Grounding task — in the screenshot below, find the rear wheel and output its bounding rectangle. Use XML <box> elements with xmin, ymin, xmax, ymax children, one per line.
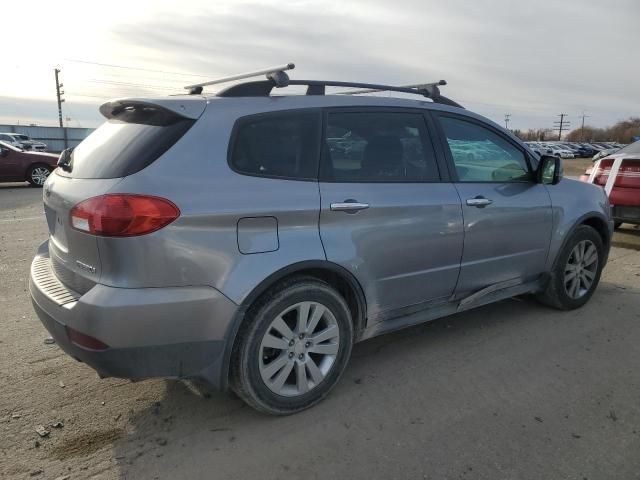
<box><xmin>537</xmin><ymin>225</ymin><xmax>604</xmax><ymax>310</ymax></box>
<box><xmin>231</xmin><ymin>277</ymin><xmax>353</xmax><ymax>415</ymax></box>
<box><xmin>27</xmin><ymin>164</ymin><xmax>51</xmax><ymax>187</ymax></box>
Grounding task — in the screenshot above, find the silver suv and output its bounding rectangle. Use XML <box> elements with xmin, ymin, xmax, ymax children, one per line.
<box><xmin>30</xmin><ymin>65</ymin><xmax>613</xmax><ymax>415</ymax></box>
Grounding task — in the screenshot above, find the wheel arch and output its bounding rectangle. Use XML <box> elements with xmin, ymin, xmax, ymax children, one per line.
<box><xmin>218</xmin><ymin>260</ymin><xmax>367</xmax><ymax>391</ymax></box>
<box><xmin>550</xmin><ymin>212</ymin><xmax>612</xmax><ymax>270</ymax></box>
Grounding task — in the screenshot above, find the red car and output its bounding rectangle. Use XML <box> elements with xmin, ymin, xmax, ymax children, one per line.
<box><xmin>580</xmin><ymin>140</ymin><xmax>640</xmax><ymax>228</ymax></box>
<box><xmin>0</xmin><ymin>140</ymin><xmax>58</xmax><ymax>187</ymax></box>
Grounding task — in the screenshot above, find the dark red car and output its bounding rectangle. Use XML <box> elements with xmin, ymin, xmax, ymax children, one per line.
<box><xmin>580</xmin><ymin>140</ymin><xmax>640</xmax><ymax>227</ymax></box>
<box><xmin>0</xmin><ymin>140</ymin><xmax>58</xmax><ymax>187</ymax></box>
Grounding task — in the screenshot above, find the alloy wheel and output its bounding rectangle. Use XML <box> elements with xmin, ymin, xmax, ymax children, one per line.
<box><xmin>259</xmin><ymin>301</ymin><xmax>340</xmax><ymax>397</ymax></box>
<box><xmin>31</xmin><ymin>167</ymin><xmax>50</xmax><ymax>186</ymax></box>
<box><xmin>564</xmin><ymin>239</ymin><xmax>598</xmax><ymax>299</ymax></box>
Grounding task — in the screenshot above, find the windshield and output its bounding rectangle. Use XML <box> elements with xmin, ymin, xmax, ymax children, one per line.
<box><xmin>15</xmin><ymin>134</ymin><xmax>29</xmax><ymax>141</ymax></box>
<box><xmin>0</xmin><ymin>140</ymin><xmax>23</xmax><ymax>152</ymax></box>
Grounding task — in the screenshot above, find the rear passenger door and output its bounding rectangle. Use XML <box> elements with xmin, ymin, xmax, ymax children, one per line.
<box><xmin>434</xmin><ymin>113</ymin><xmax>553</xmax><ymax>296</ymax></box>
<box><xmin>318</xmin><ymin>108</ymin><xmax>464</xmax><ymax>323</ymax></box>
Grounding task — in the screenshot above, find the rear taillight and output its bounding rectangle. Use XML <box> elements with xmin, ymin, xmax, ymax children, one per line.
<box><xmin>70</xmin><ymin>194</ymin><xmax>180</xmax><ymax>237</ymax></box>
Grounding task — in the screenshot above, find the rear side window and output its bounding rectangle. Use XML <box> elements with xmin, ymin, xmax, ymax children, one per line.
<box><xmin>229</xmin><ymin>110</ymin><xmax>320</xmax><ymax>180</ymax></box>
<box><xmin>321</xmin><ymin>111</ymin><xmax>439</xmax><ymax>182</ymax></box>
<box><xmin>59</xmin><ymin>105</ymin><xmax>194</xmax><ymax>179</ymax></box>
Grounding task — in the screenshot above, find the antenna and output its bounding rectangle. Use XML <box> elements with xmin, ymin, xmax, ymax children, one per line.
<box><xmin>184</xmin><ymin>63</ymin><xmax>295</xmax><ymax>94</ymax></box>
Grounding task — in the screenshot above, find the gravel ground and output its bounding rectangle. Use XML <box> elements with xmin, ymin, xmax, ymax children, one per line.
<box><xmin>1</xmin><ymin>183</ymin><xmax>640</xmax><ymax>480</ymax></box>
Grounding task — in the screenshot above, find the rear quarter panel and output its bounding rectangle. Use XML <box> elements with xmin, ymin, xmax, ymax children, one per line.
<box><xmin>97</xmin><ymin>99</ymin><xmax>326</xmax><ymax>305</ymax></box>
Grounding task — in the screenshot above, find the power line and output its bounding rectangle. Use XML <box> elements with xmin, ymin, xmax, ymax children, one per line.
<box><xmin>64</xmin><ymin>58</ymin><xmax>211</xmax><ymax>78</ymax></box>
<box><xmin>87</xmin><ymin>79</ymin><xmax>179</xmax><ymax>91</ymax></box>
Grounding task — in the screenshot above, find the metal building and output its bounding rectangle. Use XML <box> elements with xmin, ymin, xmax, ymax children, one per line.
<box><xmin>0</xmin><ymin>125</ymin><xmax>95</xmax><ymax>153</ymax></box>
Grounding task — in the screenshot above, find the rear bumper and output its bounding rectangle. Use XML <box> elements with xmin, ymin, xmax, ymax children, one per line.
<box><xmin>29</xmin><ymin>241</ymin><xmax>239</xmax><ymax>389</ymax></box>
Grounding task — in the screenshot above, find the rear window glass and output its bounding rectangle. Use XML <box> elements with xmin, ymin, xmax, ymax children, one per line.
<box><xmin>58</xmin><ymin>106</ymin><xmax>194</xmax><ymax>179</ymax></box>
<box><xmin>229</xmin><ymin>110</ymin><xmax>320</xmax><ymax>180</ymax></box>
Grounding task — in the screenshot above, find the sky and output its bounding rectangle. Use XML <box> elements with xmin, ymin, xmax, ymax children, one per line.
<box><xmin>2</xmin><ymin>0</ymin><xmax>638</xmax><ymax>131</ymax></box>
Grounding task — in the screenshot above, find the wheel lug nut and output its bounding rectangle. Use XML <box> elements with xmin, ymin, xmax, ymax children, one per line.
<box><xmin>299</xmin><ymin>333</ymin><xmax>305</xmax><ymax>339</ymax></box>
<box><xmin>288</xmin><ymin>352</ymin><xmax>294</xmax><ymax>359</ymax></box>
<box><xmin>289</xmin><ymin>340</ymin><xmax>295</xmax><ymax>347</ymax></box>
<box><xmin>298</xmin><ymin>353</ymin><xmax>304</xmax><ymax>360</ymax></box>
<box><xmin>305</xmin><ymin>342</ymin><xmax>311</xmax><ymax>348</ymax></box>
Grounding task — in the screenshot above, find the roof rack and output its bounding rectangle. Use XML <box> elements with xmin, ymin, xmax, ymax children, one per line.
<box><xmin>184</xmin><ymin>63</ymin><xmax>295</xmax><ymax>94</ymax></box>
<box><xmin>184</xmin><ymin>63</ymin><xmax>462</xmax><ymax>108</ymax></box>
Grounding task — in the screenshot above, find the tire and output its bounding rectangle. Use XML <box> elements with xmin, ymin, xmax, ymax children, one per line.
<box><xmin>614</xmin><ymin>222</ymin><xmax>622</xmax><ymax>229</ymax></box>
<box><xmin>230</xmin><ymin>276</ymin><xmax>354</xmax><ymax>415</ymax></box>
<box><xmin>537</xmin><ymin>225</ymin><xmax>604</xmax><ymax>310</ymax></box>
<box><xmin>27</xmin><ymin>164</ymin><xmax>52</xmax><ymax>187</ymax></box>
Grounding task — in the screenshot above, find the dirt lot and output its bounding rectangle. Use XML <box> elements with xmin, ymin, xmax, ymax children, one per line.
<box><xmin>2</xmin><ymin>183</ymin><xmax>640</xmax><ymax>480</ymax></box>
<box><xmin>562</xmin><ymin>157</ymin><xmax>592</xmax><ymax>178</ymax></box>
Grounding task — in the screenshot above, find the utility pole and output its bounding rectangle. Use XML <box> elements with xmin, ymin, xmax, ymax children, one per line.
<box><xmin>54</xmin><ymin>68</ymin><xmax>68</xmax><ymax>149</ymax></box>
<box><xmin>553</xmin><ymin>113</ymin><xmax>570</xmax><ymax>141</ymax></box>
<box><xmin>580</xmin><ymin>112</ymin><xmax>590</xmax><ymax>142</ymax></box>
<box><xmin>504</xmin><ymin>113</ymin><xmax>511</xmax><ymax>130</ymax></box>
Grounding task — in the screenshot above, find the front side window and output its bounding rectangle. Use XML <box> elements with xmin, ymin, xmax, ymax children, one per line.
<box><xmin>439</xmin><ymin>115</ymin><xmax>531</xmax><ymax>182</ymax></box>
<box><xmin>322</xmin><ymin>111</ymin><xmax>439</xmax><ymax>182</ymax></box>
<box><xmin>230</xmin><ymin>110</ymin><xmax>320</xmax><ymax>180</ymax></box>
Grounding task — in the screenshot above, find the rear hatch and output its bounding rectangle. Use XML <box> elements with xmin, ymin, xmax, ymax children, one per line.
<box><xmin>43</xmin><ymin>96</ymin><xmax>205</xmax><ymax>293</ymax></box>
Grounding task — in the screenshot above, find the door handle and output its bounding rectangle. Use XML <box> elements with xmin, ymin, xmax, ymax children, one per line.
<box><xmin>466</xmin><ymin>196</ymin><xmax>493</xmax><ymax>207</ymax></box>
<box><xmin>330</xmin><ymin>200</ymin><xmax>370</xmax><ymax>213</ymax></box>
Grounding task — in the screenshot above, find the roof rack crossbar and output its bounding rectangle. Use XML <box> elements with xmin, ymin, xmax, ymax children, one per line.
<box><xmin>184</xmin><ymin>63</ymin><xmax>295</xmax><ymax>94</ymax></box>
<box><xmin>212</xmin><ymin>72</ymin><xmax>463</xmax><ymax>108</ymax></box>
<box><xmin>287</xmin><ymin>80</ymin><xmax>463</xmax><ymax>108</ymax></box>
<box><xmin>336</xmin><ymin>80</ymin><xmax>447</xmax><ymax>95</ymax></box>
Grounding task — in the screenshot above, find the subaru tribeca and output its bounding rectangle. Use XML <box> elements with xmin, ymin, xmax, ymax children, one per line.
<box><xmin>30</xmin><ymin>65</ymin><xmax>613</xmax><ymax>415</ymax></box>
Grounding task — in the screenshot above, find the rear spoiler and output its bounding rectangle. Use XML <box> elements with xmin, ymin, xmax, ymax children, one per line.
<box><xmin>99</xmin><ymin>97</ymin><xmax>206</xmax><ymax>121</ymax></box>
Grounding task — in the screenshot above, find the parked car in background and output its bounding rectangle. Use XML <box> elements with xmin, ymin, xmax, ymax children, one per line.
<box><xmin>0</xmin><ymin>141</ymin><xmax>58</xmax><ymax>186</ymax></box>
<box><xmin>580</xmin><ymin>140</ymin><xmax>640</xmax><ymax>228</ymax></box>
<box><xmin>29</xmin><ymin>70</ymin><xmax>613</xmax><ymax>415</ymax></box>
<box><xmin>542</xmin><ymin>144</ymin><xmax>575</xmax><ymax>159</ymax></box>
<box><xmin>592</xmin><ymin>147</ymin><xmax>620</xmax><ymax>161</ymax></box>
<box><xmin>0</xmin><ymin>133</ymin><xmax>47</xmax><ymax>151</ymax></box>
<box><xmin>577</xmin><ymin>143</ymin><xmax>598</xmax><ymax>157</ymax></box>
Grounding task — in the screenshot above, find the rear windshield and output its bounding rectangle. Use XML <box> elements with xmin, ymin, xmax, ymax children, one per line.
<box><xmin>58</xmin><ymin>105</ymin><xmax>194</xmax><ymax>179</ymax></box>
<box><xmin>618</xmin><ymin>141</ymin><xmax>640</xmax><ymax>155</ymax></box>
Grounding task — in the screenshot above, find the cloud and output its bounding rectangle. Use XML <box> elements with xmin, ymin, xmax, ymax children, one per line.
<box><xmin>4</xmin><ymin>0</ymin><xmax>640</xmax><ymax>129</ymax></box>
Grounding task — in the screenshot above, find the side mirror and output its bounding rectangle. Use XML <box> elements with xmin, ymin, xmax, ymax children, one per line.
<box><xmin>0</xmin><ymin>147</ymin><xmax>8</xmax><ymax>158</ymax></box>
<box><xmin>537</xmin><ymin>154</ymin><xmax>563</xmax><ymax>185</ymax></box>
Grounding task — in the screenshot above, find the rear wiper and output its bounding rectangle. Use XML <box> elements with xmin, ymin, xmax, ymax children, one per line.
<box><xmin>57</xmin><ymin>148</ymin><xmax>74</xmax><ymax>172</ymax></box>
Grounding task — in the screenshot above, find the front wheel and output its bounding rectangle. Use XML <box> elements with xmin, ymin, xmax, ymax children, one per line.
<box><xmin>231</xmin><ymin>277</ymin><xmax>354</xmax><ymax>415</ymax></box>
<box><xmin>27</xmin><ymin>164</ymin><xmax>52</xmax><ymax>187</ymax></box>
<box><xmin>537</xmin><ymin>225</ymin><xmax>604</xmax><ymax>310</ymax></box>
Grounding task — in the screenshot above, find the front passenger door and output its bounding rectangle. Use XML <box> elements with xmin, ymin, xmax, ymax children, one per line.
<box><xmin>435</xmin><ymin>113</ymin><xmax>553</xmax><ymax>297</ymax></box>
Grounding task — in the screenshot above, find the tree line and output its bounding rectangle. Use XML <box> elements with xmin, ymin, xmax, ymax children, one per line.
<box><xmin>512</xmin><ymin>117</ymin><xmax>640</xmax><ymax>143</ymax></box>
